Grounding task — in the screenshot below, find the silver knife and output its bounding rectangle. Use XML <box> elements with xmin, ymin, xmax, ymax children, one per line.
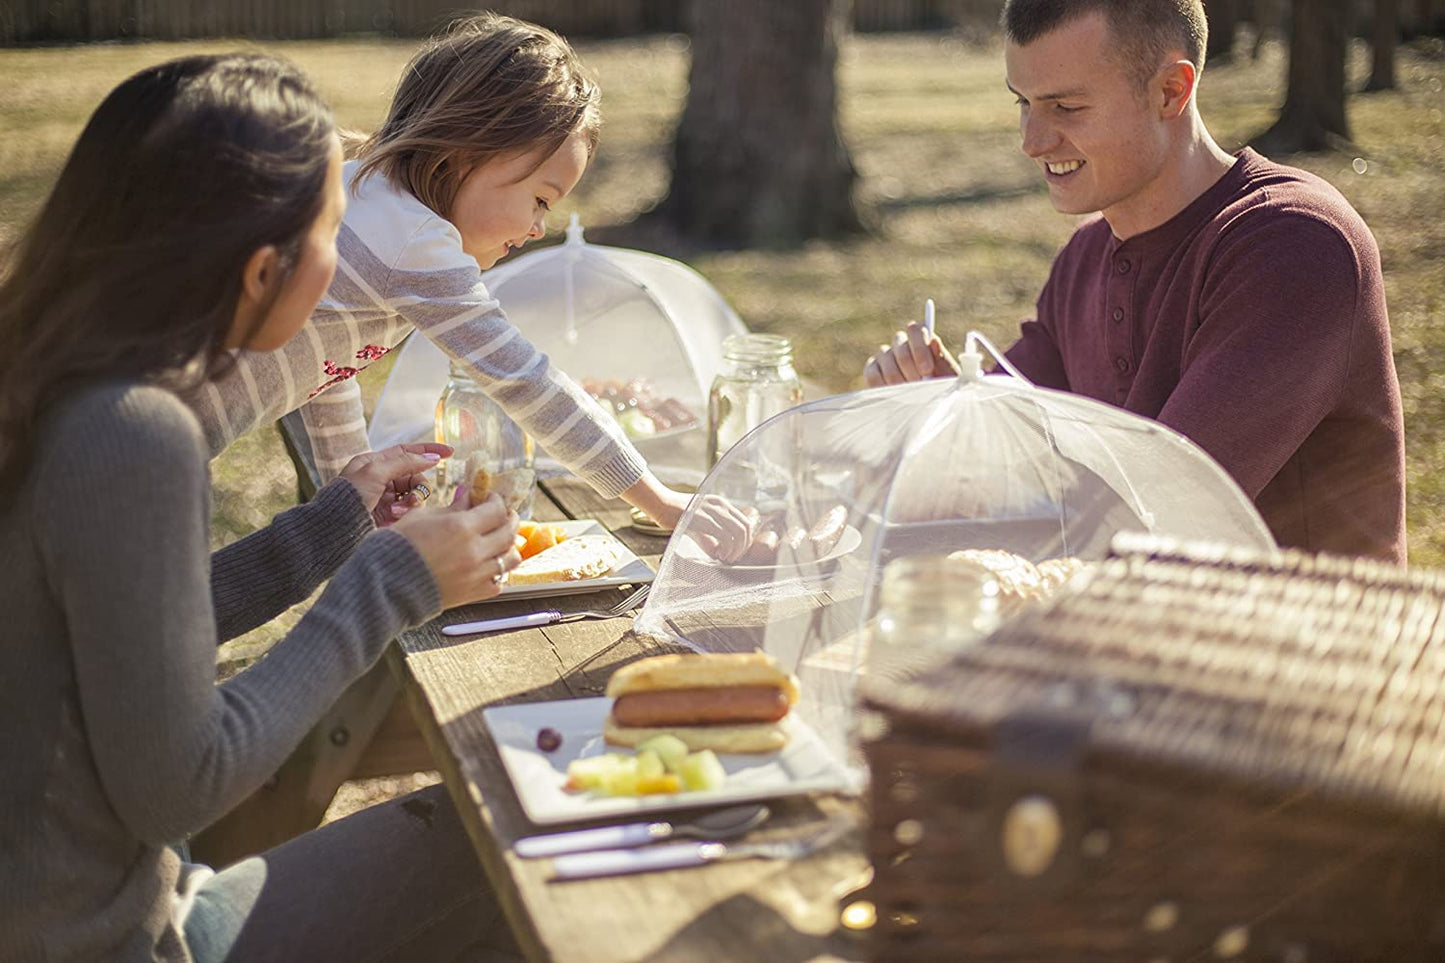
<box><xmin>549</xmin><ymin>825</ymin><xmax>843</xmax><ymax>881</ymax></box>
<box><xmin>515</xmin><ymin>803</ymin><xmax>770</xmax><ymax>859</ymax></box>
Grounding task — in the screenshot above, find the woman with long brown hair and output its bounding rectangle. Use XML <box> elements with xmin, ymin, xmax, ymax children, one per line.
<box><xmin>0</xmin><ymin>53</ymin><xmax>521</xmax><ymax>962</ymax></box>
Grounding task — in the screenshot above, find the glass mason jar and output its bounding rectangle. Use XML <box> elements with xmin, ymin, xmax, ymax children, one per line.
<box><xmin>433</xmin><ymin>360</ymin><xmax>536</xmax><ymax>517</ymax></box>
<box><xmin>706</xmin><ymin>333</ymin><xmax>804</xmax><ymax>468</ymax></box>
<box><xmin>867</xmin><ymin>555</ymin><xmax>1001</xmax><ymax>682</ymax></box>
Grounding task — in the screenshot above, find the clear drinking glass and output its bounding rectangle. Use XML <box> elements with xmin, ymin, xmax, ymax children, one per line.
<box><xmin>434</xmin><ymin>360</ymin><xmax>537</xmax><ymax>517</ymax></box>
<box><xmin>706</xmin><ymin>333</ymin><xmax>803</xmax><ymax>467</ymax></box>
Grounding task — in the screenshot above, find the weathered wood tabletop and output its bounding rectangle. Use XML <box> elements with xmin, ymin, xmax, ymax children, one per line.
<box><xmin>388</xmin><ymin>476</ymin><xmax>870</xmax><ymax>963</ymax></box>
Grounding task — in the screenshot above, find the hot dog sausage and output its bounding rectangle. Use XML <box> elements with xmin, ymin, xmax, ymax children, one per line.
<box><xmin>808</xmin><ymin>505</ymin><xmax>847</xmax><ymax>555</ymax></box>
<box><xmin>612</xmin><ymin>686</ymin><xmax>790</xmax><ymax>727</ymax></box>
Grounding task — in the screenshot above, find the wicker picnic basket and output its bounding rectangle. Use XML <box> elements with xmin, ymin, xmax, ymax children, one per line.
<box><xmin>858</xmin><ymin>534</ymin><xmax>1445</xmax><ymax>961</ymax></box>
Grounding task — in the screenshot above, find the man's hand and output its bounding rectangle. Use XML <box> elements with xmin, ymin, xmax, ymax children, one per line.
<box><xmin>864</xmin><ymin>322</ymin><xmax>960</xmax><ymax>387</ymax></box>
<box><xmin>338</xmin><ymin>442</ymin><xmax>452</xmax><ymax>528</ymax></box>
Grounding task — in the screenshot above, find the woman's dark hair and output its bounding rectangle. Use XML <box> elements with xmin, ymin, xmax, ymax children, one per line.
<box><xmin>0</xmin><ymin>53</ymin><xmax>335</xmax><ymax>494</ymax></box>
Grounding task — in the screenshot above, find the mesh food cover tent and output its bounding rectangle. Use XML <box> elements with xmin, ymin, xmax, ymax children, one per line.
<box><xmin>368</xmin><ymin>216</ymin><xmax>747</xmax><ymax>485</ymax></box>
<box><xmin>634</xmin><ymin>333</ymin><xmax>1277</xmax><ymax>788</ymax></box>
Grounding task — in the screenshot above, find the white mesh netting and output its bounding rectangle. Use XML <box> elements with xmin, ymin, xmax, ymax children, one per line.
<box><xmin>635</xmin><ymin>335</ymin><xmax>1277</xmax><ymax>785</ymax></box>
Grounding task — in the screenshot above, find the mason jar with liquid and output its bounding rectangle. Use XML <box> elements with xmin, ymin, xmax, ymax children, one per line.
<box><xmin>867</xmin><ymin>555</ymin><xmax>1001</xmax><ymax>681</ymax></box>
<box><xmin>706</xmin><ymin>333</ymin><xmax>804</xmax><ymax>467</ymax></box>
<box><xmin>434</xmin><ymin>359</ymin><xmax>536</xmax><ymax>517</ymax></box>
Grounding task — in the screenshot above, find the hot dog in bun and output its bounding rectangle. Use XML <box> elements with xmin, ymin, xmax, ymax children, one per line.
<box><xmin>604</xmin><ymin>652</ymin><xmax>800</xmax><ymax>754</ymax></box>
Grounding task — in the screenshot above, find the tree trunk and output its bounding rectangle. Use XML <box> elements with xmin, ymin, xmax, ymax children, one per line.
<box><xmin>1206</xmin><ymin>0</ymin><xmax>1241</xmax><ymax>63</ymax></box>
<box><xmin>1251</xmin><ymin>0</ymin><xmax>1353</xmax><ymax>153</ymax></box>
<box><xmin>1365</xmin><ymin>0</ymin><xmax>1399</xmax><ymax>90</ymax></box>
<box><xmin>654</xmin><ymin>0</ymin><xmax>868</xmax><ymax>248</ymax></box>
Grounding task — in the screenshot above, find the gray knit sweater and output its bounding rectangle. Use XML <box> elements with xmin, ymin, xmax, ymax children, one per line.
<box><xmin>0</xmin><ymin>381</ymin><xmax>442</xmax><ymax>962</ymax></box>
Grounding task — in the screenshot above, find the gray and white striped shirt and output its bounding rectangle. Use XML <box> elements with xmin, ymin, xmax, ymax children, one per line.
<box><xmin>183</xmin><ymin>161</ymin><xmax>647</xmax><ymax>497</ymax></box>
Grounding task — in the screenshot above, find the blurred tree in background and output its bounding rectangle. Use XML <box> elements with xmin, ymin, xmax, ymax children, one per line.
<box><xmin>652</xmin><ymin>0</ymin><xmax>870</xmax><ymax>248</ymax></box>
<box><xmin>1254</xmin><ymin>0</ymin><xmax>1353</xmax><ymax>151</ymax></box>
<box><xmin>1366</xmin><ymin>0</ymin><xmax>1400</xmax><ymax>90</ymax></box>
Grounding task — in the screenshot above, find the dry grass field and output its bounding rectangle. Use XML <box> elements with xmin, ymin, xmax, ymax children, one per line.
<box><xmin>2</xmin><ymin>30</ymin><xmax>1442</xmax><ymax>815</ymax></box>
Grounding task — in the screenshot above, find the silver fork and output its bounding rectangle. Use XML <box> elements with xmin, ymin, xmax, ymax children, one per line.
<box><xmin>551</xmin><ymin>820</ymin><xmax>852</xmax><ymax>881</ymax></box>
<box><xmin>441</xmin><ymin>583</ymin><xmax>650</xmax><ymax>637</ymax></box>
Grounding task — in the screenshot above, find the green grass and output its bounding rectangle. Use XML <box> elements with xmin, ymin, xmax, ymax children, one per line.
<box><xmin>2</xmin><ymin>31</ymin><xmax>1443</xmax><ymax>579</ymax></box>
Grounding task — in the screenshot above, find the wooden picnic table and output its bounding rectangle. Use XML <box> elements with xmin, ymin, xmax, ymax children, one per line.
<box><xmin>388</xmin><ymin>475</ymin><xmax>871</xmax><ymax>963</ymax></box>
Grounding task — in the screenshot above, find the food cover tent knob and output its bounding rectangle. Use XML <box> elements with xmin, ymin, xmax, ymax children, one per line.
<box><xmin>566</xmin><ymin>212</ymin><xmax>585</xmax><ymax>246</ymax></box>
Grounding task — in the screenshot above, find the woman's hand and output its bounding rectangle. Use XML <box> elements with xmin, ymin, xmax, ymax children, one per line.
<box><xmin>338</xmin><ymin>442</ymin><xmax>452</xmax><ymax>528</ymax></box>
<box><xmin>392</xmin><ymin>488</ymin><xmax>522</xmax><ymax>610</ymax></box>
<box><xmin>864</xmin><ymin>321</ymin><xmax>960</xmax><ymax>387</ymax></box>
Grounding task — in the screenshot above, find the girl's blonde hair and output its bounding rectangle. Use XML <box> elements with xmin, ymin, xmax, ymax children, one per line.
<box><xmin>353</xmin><ymin>12</ymin><xmax>601</xmax><ymax>218</ymax></box>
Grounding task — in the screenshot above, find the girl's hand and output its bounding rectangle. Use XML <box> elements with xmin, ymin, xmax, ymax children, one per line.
<box><xmin>622</xmin><ymin>475</ymin><xmax>753</xmax><ymax>561</ymax></box>
<box><xmin>338</xmin><ymin>442</ymin><xmax>453</xmax><ymax>528</ymax></box>
<box><xmin>864</xmin><ymin>321</ymin><xmax>960</xmax><ymax>387</ymax></box>
<box><xmin>392</xmin><ymin>488</ymin><xmax>523</xmax><ymax>609</ymax></box>
<box><xmin>680</xmin><ymin>493</ymin><xmax>755</xmax><ymax>563</ymax></box>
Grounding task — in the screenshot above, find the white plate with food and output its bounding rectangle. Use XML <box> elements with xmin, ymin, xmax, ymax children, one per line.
<box><xmin>482</xmin><ymin>653</ymin><xmax>853</xmax><ymax>824</ymax></box>
<box><xmin>496</xmin><ymin>519</ymin><xmax>655</xmax><ymax>601</ymax></box>
<box><xmin>671</xmin><ymin>524</ymin><xmax>863</xmax><ymax>573</ymax></box>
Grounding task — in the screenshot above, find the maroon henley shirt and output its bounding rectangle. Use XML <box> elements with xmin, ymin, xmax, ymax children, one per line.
<box><xmin>1004</xmin><ymin>149</ymin><xmax>1406</xmax><ymax>562</ymax></box>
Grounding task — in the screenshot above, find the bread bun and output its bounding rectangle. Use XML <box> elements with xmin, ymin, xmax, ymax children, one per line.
<box><xmin>605</xmin><ymin>652</ymin><xmax>800</xmax><ymax>704</ymax></box>
<box><xmin>1037</xmin><ymin>556</ymin><xmax>1088</xmax><ymax>593</ymax></box>
<box><xmin>603</xmin><ymin>717</ymin><xmax>788</xmax><ymax>754</ymax></box>
<box><xmin>469</xmin><ymin>464</ymin><xmax>534</xmax><ymax>513</ymax></box>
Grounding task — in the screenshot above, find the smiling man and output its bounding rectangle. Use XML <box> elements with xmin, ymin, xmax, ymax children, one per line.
<box><xmin>866</xmin><ymin>0</ymin><xmax>1406</xmax><ymax>563</ymax></box>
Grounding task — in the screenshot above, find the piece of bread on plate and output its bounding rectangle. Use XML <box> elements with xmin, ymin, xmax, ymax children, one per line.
<box><xmin>507</xmin><ymin>535</ymin><xmax>624</xmax><ymax>585</ymax></box>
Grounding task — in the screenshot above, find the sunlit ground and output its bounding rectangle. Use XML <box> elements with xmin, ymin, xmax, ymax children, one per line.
<box><xmin>2</xmin><ymin>31</ymin><xmax>1442</xmax><ymax>813</ymax></box>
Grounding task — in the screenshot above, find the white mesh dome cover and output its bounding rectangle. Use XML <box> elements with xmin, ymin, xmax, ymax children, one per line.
<box><xmin>368</xmin><ymin>216</ymin><xmax>747</xmax><ymax>484</ymax></box>
<box><xmin>635</xmin><ymin>339</ymin><xmax>1277</xmax><ymax>786</ymax></box>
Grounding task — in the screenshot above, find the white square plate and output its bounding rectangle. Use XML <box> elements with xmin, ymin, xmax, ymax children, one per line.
<box><xmin>482</xmin><ymin>697</ymin><xmax>853</xmax><ymax>825</ymax></box>
<box><xmin>496</xmin><ymin>520</ymin><xmax>655</xmax><ymax>601</ymax></box>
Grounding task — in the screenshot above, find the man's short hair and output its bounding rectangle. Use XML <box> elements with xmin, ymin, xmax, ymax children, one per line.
<box><xmin>1002</xmin><ymin>0</ymin><xmax>1208</xmax><ymax>86</ymax></box>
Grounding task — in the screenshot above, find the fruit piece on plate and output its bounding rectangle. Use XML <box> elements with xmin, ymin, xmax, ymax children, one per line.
<box><xmin>679</xmin><ymin>749</ymin><xmax>727</xmax><ymax>792</ymax></box>
<box><xmin>636</xmin><ymin>749</ymin><xmax>665</xmax><ymax>781</ymax></box>
<box><xmin>617</xmin><ymin>408</ymin><xmax>657</xmax><ymax>439</ymax></box>
<box><xmin>636</xmin><ymin>774</ymin><xmax>682</xmax><ymax>795</ymax></box>
<box><xmin>564</xmin><ymin>754</ymin><xmax>623</xmax><ymax>792</ymax></box>
<box><xmin>599</xmin><ymin>760</ymin><xmax>641</xmax><ymax>797</ymax></box>
<box><xmin>522</xmin><ymin>524</ymin><xmax>560</xmax><ymax>559</ymax></box>
<box><xmin>636</xmin><ymin>734</ymin><xmax>689</xmax><ymax>774</ymax></box>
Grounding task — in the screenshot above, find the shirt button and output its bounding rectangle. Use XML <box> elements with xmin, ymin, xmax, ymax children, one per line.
<box><xmin>1112</xmin><ymin>307</ymin><xmax>1125</xmax><ymax>323</ymax></box>
<box><xmin>1113</xmin><ymin>356</ymin><xmax>1131</xmax><ymax>374</ymax></box>
<box><xmin>1116</xmin><ymin>259</ymin><xmax>1131</xmax><ymax>275</ymax></box>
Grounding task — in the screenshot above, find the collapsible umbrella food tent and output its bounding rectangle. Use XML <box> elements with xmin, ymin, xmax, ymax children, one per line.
<box><xmin>634</xmin><ymin>332</ymin><xmax>1278</xmax><ymax>788</ymax></box>
<box><xmin>368</xmin><ymin>215</ymin><xmax>748</xmax><ymax>485</ymax></box>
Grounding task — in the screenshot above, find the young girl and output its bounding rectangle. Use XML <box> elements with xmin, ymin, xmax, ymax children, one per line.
<box><xmin>183</xmin><ymin>13</ymin><xmax>751</xmax><ymax>553</ymax></box>
<box><xmin>0</xmin><ymin>54</ymin><xmax>522</xmax><ymax>962</ymax></box>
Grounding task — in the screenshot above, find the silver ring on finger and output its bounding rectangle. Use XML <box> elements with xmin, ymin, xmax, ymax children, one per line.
<box><xmin>411</xmin><ymin>482</ymin><xmax>432</xmax><ymax>502</ymax></box>
<box><xmin>491</xmin><ymin>553</ymin><xmax>511</xmax><ymax>585</ymax></box>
